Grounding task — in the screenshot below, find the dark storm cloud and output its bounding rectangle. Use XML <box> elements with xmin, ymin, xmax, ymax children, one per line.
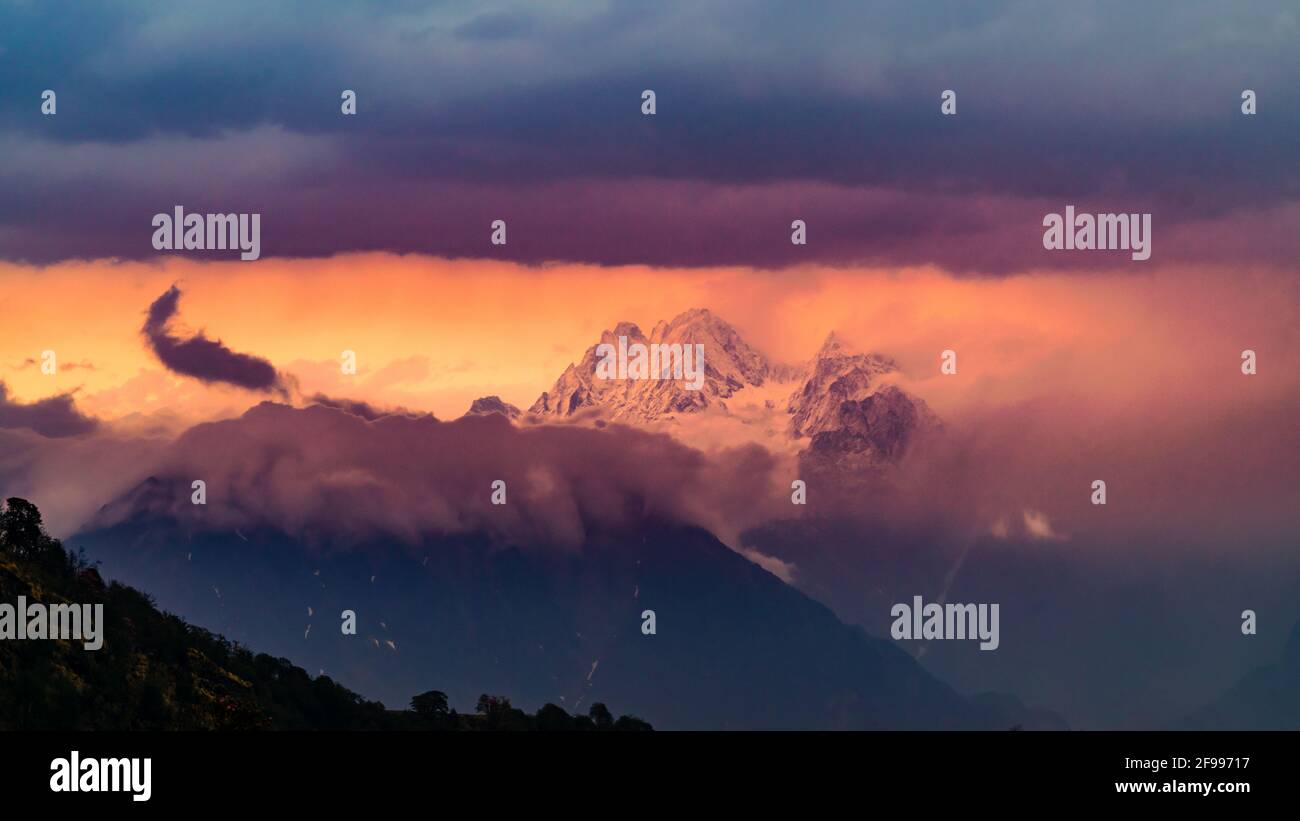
<box><xmin>142</xmin><ymin>285</ymin><xmax>290</xmax><ymax>397</ymax></box>
<box><xmin>0</xmin><ymin>381</ymin><xmax>98</xmax><ymax>437</ymax></box>
<box><xmin>1</xmin><ymin>0</ymin><xmax>1297</xmax><ymax>270</ymax></box>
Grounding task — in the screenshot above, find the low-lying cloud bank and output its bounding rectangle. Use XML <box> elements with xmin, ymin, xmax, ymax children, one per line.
<box><xmin>84</xmin><ymin>401</ymin><xmax>786</xmax><ymax>557</ymax></box>
<box><xmin>0</xmin><ymin>381</ymin><xmax>99</xmax><ymax>438</ymax></box>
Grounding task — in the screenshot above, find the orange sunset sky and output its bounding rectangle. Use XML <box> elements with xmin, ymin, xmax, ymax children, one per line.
<box><xmin>3</xmin><ymin>255</ymin><xmax>1295</xmax><ymax>429</ymax></box>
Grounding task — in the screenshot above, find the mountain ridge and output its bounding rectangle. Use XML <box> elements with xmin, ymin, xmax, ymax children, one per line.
<box><xmin>1183</xmin><ymin>620</ymin><xmax>1300</xmax><ymax>729</ymax></box>
<box><xmin>531</xmin><ymin>308</ymin><xmax>939</xmax><ymax>470</ymax></box>
<box><xmin>70</xmin><ymin>445</ymin><xmax>1034</xmax><ymax>729</ymax></box>
<box><xmin>0</xmin><ymin>496</ymin><xmax>650</xmax><ymax>731</ymax></box>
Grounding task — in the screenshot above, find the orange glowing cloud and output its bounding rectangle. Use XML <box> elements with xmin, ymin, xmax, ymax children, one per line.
<box><xmin>1</xmin><ymin>255</ymin><xmax>1295</xmax><ymax>431</ymax></box>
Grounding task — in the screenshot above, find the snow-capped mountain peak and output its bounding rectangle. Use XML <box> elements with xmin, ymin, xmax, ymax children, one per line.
<box><xmin>529</xmin><ymin>309</ymin><xmax>772</xmax><ymax>422</ymax></box>
<box><xmin>787</xmin><ymin>331</ymin><xmax>901</xmax><ymax>439</ymax></box>
<box><xmin>530</xmin><ymin>312</ymin><xmax>937</xmax><ymax>473</ymax></box>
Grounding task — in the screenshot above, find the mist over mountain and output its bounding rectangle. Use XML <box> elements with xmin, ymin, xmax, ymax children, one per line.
<box><xmin>63</xmin><ymin>399</ymin><xmax>1057</xmax><ymax>729</ymax></box>
<box><xmin>80</xmin><ymin>400</ymin><xmax>786</xmax><ymax>556</ymax></box>
<box><xmin>1185</xmin><ymin>620</ymin><xmax>1300</xmax><ymax>730</ymax></box>
<box><xmin>5</xmin><ymin>300</ymin><xmax>1295</xmax><ymax>731</ymax></box>
<box><xmin>74</xmin><ymin>481</ymin><xmax>1016</xmax><ymax>729</ymax></box>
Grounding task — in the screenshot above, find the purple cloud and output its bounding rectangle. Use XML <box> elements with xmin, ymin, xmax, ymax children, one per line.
<box><xmin>0</xmin><ymin>382</ymin><xmax>98</xmax><ymax>438</ymax></box>
<box><xmin>142</xmin><ymin>285</ymin><xmax>290</xmax><ymax>397</ymax></box>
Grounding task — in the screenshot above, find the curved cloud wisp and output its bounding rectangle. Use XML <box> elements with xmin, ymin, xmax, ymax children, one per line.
<box><xmin>142</xmin><ymin>285</ymin><xmax>290</xmax><ymax>398</ymax></box>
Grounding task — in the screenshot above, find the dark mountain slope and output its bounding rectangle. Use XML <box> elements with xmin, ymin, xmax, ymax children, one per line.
<box><xmin>75</xmin><ymin>489</ymin><xmax>994</xmax><ymax>729</ymax></box>
<box><xmin>1184</xmin><ymin>621</ymin><xmax>1300</xmax><ymax>729</ymax></box>
<box><xmin>0</xmin><ymin>498</ymin><xmax>647</xmax><ymax>731</ymax></box>
<box><xmin>0</xmin><ymin>497</ymin><xmax>388</xmax><ymax>730</ymax></box>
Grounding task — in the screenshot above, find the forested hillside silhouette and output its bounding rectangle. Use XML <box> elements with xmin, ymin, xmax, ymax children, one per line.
<box><xmin>0</xmin><ymin>497</ymin><xmax>650</xmax><ymax>731</ymax></box>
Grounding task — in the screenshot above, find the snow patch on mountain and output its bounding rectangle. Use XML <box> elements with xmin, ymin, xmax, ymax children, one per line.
<box><xmin>531</xmin><ymin>310</ymin><xmax>938</xmax><ymax>472</ymax></box>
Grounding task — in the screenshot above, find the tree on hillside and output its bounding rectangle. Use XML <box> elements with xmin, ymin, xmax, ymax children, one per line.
<box><xmin>1</xmin><ymin>498</ymin><xmax>50</xmax><ymax>557</ymax></box>
<box><xmin>613</xmin><ymin>714</ymin><xmax>653</xmax><ymax>731</ymax></box>
<box><xmin>411</xmin><ymin>690</ymin><xmax>455</xmax><ymax>729</ymax></box>
<box><xmin>476</xmin><ymin>694</ymin><xmax>532</xmax><ymax>730</ymax></box>
<box><xmin>412</xmin><ymin>689</ymin><xmax>449</xmax><ymax>718</ymax></box>
<box><xmin>534</xmin><ymin>703</ymin><xmax>574</xmax><ymax>731</ymax></box>
<box><xmin>589</xmin><ymin>703</ymin><xmax>613</xmax><ymax>730</ymax></box>
<box><xmin>1</xmin><ymin>498</ymin><xmax>653</xmax><ymax>732</ymax></box>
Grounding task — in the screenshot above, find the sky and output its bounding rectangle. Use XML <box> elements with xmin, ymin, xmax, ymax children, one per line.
<box><xmin>0</xmin><ymin>0</ymin><xmax>1297</xmax><ymax>544</ymax></box>
<box><xmin>0</xmin><ymin>0</ymin><xmax>1297</xmax><ymax>269</ymax></box>
<box><xmin>1</xmin><ymin>0</ymin><xmax>1298</xmax><ymax>727</ymax></box>
<box><xmin>0</xmin><ymin>255</ymin><xmax>1295</xmax><ymax>421</ymax></box>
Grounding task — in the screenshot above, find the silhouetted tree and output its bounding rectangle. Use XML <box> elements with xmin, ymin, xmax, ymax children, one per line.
<box><xmin>613</xmin><ymin>714</ymin><xmax>653</xmax><ymax>731</ymax></box>
<box><xmin>1</xmin><ymin>498</ymin><xmax>49</xmax><ymax>558</ymax></box>
<box><xmin>475</xmin><ymin>694</ymin><xmax>534</xmax><ymax>730</ymax></box>
<box><xmin>476</xmin><ymin>693</ymin><xmax>506</xmax><ymax>715</ymax></box>
<box><xmin>411</xmin><ymin>690</ymin><xmax>453</xmax><ymax>729</ymax></box>
<box><xmin>412</xmin><ymin>690</ymin><xmax>449</xmax><ymax>718</ymax></box>
<box><xmin>0</xmin><ymin>499</ymin><xmax>654</xmax><ymax>732</ymax></box>
<box><xmin>589</xmin><ymin>702</ymin><xmax>613</xmax><ymax>730</ymax></box>
<box><xmin>535</xmin><ymin>703</ymin><xmax>573</xmax><ymax>731</ymax></box>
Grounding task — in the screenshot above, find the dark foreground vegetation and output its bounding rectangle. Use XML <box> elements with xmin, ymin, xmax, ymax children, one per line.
<box><xmin>0</xmin><ymin>497</ymin><xmax>650</xmax><ymax>731</ymax></box>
